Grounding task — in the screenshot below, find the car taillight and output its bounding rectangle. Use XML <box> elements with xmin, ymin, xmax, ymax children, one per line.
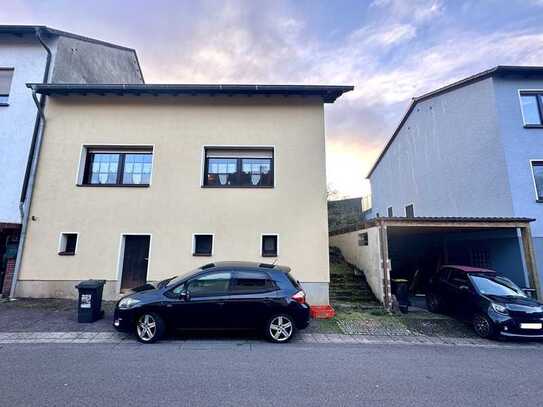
<box><xmin>292</xmin><ymin>290</ymin><xmax>306</xmax><ymax>305</ymax></box>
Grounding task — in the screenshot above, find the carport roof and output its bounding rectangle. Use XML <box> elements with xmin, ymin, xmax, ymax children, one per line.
<box><xmin>329</xmin><ymin>216</ymin><xmax>535</xmax><ymax>236</ymax></box>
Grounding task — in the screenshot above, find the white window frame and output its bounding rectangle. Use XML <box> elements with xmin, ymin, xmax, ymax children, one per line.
<box><xmin>529</xmin><ymin>159</ymin><xmax>543</xmax><ymax>201</ymax></box>
<box><xmin>0</xmin><ymin>67</ymin><xmax>15</xmax><ymax>105</ymax></box>
<box><xmin>58</xmin><ymin>232</ymin><xmax>79</xmax><ymax>255</ymax></box>
<box><xmin>75</xmin><ymin>144</ymin><xmax>155</xmax><ymax>186</ymax></box>
<box><xmin>518</xmin><ymin>89</ymin><xmax>543</xmax><ymax>127</ymax></box>
<box><xmin>192</xmin><ymin>233</ymin><xmax>215</xmax><ymax>256</ymax></box>
<box><xmin>200</xmin><ymin>144</ymin><xmax>276</xmax><ymax>188</ymax></box>
<box><xmin>115</xmin><ymin>233</ymin><xmax>153</xmax><ymax>294</ymax></box>
<box><xmin>260</xmin><ymin>233</ymin><xmax>279</xmax><ymax>257</ymax></box>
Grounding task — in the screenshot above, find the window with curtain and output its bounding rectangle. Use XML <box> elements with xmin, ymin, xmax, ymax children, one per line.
<box><xmin>204</xmin><ymin>148</ymin><xmax>274</xmax><ymax>187</ymax></box>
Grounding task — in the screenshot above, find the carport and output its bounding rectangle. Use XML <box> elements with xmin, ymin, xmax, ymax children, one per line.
<box><xmin>329</xmin><ymin>217</ymin><xmax>541</xmax><ymax>310</ymax></box>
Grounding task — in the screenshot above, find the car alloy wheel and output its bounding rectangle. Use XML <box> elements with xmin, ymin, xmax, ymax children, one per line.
<box><xmin>137</xmin><ymin>314</ymin><xmax>157</xmax><ymax>342</ymax></box>
<box><xmin>473</xmin><ymin>314</ymin><xmax>494</xmax><ymax>339</ymax></box>
<box><xmin>268</xmin><ymin>315</ymin><xmax>294</xmax><ymax>343</ymax></box>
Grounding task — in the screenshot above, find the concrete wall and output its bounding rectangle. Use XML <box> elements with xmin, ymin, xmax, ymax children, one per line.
<box><xmin>18</xmin><ymin>95</ymin><xmax>331</xmax><ymax>304</ymax></box>
<box><xmin>50</xmin><ymin>36</ymin><xmax>143</xmax><ymax>84</ymax></box>
<box><xmin>370</xmin><ymin>77</ymin><xmax>514</xmax><ymax>218</ymax></box>
<box><xmin>329</xmin><ymin>227</ymin><xmax>384</xmax><ymax>302</ymax></box>
<box><xmin>0</xmin><ymin>34</ymin><xmax>48</xmax><ymax>224</ymax></box>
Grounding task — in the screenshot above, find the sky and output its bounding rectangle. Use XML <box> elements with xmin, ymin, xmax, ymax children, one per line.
<box><xmin>3</xmin><ymin>0</ymin><xmax>543</xmax><ymax>198</ymax></box>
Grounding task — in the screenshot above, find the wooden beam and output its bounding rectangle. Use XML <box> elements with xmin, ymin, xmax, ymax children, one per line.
<box><xmin>520</xmin><ymin>225</ymin><xmax>542</xmax><ymax>300</ymax></box>
<box><xmin>379</xmin><ymin>223</ymin><xmax>392</xmax><ymax>309</ymax></box>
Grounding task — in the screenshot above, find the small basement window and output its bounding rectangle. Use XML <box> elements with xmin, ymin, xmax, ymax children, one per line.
<box><xmin>59</xmin><ymin>233</ymin><xmax>78</xmax><ymax>255</ymax></box>
<box><xmin>0</xmin><ymin>68</ymin><xmax>14</xmax><ymax>105</ymax></box>
<box><xmin>193</xmin><ymin>234</ymin><xmax>213</xmax><ymax>256</ymax></box>
<box><xmin>358</xmin><ymin>232</ymin><xmax>369</xmax><ymax>246</ymax></box>
<box><xmin>261</xmin><ymin>235</ymin><xmax>278</xmax><ymax>257</ymax></box>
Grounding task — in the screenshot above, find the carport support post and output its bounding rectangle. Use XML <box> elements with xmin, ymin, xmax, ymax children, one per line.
<box><xmin>379</xmin><ymin>221</ymin><xmax>392</xmax><ymax>310</ymax></box>
<box><xmin>520</xmin><ymin>225</ymin><xmax>542</xmax><ymax>300</ymax></box>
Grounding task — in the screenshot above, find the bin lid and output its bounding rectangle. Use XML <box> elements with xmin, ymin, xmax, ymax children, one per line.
<box><xmin>75</xmin><ymin>279</ymin><xmax>106</xmax><ymax>289</ymax></box>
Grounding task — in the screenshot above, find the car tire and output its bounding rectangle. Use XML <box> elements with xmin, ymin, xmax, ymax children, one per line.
<box><xmin>135</xmin><ymin>312</ymin><xmax>166</xmax><ymax>344</ymax></box>
<box><xmin>472</xmin><ymin>313</ymin><xmax>496</xmax><ymax>339</ymax></box>
<box><xmin>265</xmin><ymin>314</ymin><xmax>296</xmax><ymax>343</ymax></box>
<box><xmin>426</xmin><ymin>293</ymin><xmax>442</xmax><ymax>313</ymax></box>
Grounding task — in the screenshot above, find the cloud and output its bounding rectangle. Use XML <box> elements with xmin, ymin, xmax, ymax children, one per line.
<box><xmin>370</xmin><ymin>0</ymin><xmax>444</xmax><ymax>22</ymax></box>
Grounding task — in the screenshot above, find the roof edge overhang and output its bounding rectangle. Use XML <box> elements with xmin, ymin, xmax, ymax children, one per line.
<box><xmin>366</xmin><ymin>65</ymin><xmax>543</xmax><ymax>179</ymax></box>
<box><xmin>329</xmin><ymin>216</ymin><xmax>536</xmax><ymax>236</ymax></box>
<box><xmin>26</xmin><ymin>83</ymin><xmax>354</xmax><ymax>103</ymax></box>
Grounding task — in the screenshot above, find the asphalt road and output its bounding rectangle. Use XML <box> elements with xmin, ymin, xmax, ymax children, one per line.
<box><xmin>1</xmin><ymin>341</ymin><xmax>542</xmax><ymax>407</ymax></box>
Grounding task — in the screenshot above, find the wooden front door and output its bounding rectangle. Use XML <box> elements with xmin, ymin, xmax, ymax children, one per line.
<box><xmin>121</xmin><ymin>235</ymin><xmax>150</xmax><ymax>290</ymax></box>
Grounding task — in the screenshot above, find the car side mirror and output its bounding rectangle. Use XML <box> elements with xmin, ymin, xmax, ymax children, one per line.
<box><xmin>179</xmin><ymin>290</ymin><xmax>189</xmax><ymax>301</ymax></box>
<box><xmin>522</xmin><ymin>288</ymin><xmax>536</xmax><ymax>298</ymax></box>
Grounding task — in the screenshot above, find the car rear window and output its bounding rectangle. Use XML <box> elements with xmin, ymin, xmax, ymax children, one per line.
<box><xmin>231</xmin><ymin>271</ymin><xmax>276</xmax><ymax>293</ymax></box>
<box><xmin>286</xmin><ymin>272</ymin><xmax>301</xmax><ymax>289</ymax></box>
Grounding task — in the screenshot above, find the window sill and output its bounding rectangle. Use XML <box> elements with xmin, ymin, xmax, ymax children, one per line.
<box><xmin>202</xmin><ymin>185</ymin><xmax>274</xmax><ymax>189</ymax></box>
<box><xmin>0</xmin><ymin>103</ymin><xmax>9</xmax><ymax>107</ymax></box>
<box><xmin>536</xmin><ymin>199</ymin><xmax>543</xmax><ymax>203</ymax></box>
<box><xmin>58</xmin><ymin>252</ymin><xmax>75</xmax><ymax>256</ymax></box>
<box><xmin>524</xmin><ymin>124</ymin><xmax>543</xmax><ymax>129</ymax></box>
<box><xmin>193</xmin><ymin>253</ymin><xmax>212</xmax><ymax>257</ymax></box>
<box><xmin>261</xmin><ymin>253</ymin><xmax>278</xmax><ymax>257</ymax></box>
<box><xmin>77</xmin><ymin>184</ymin><xmax>150</xmax><ymax>188</ymax></box>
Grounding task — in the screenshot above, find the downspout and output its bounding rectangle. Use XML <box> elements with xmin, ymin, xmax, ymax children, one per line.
<box><xmin>9</xmin><ymin>28</ymin><xmax>52</xmax><ymax>299</ymax></box>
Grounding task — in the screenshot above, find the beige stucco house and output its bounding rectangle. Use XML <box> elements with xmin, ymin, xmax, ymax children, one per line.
<box><xmin>15</xmin><ymin>83</ymin><xmax>352</xmax><ymax>305</ymax></box>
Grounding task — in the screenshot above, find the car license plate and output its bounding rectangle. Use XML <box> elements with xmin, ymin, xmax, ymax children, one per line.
<box><xmin>520</xmin><ymin>323</ymin><xmax>542</xmax><ymax>330</ymax></box>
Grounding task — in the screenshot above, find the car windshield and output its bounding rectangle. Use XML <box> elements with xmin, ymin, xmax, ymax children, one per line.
<box><xmin>470</xmin><ymin>275</ymin><xmax>526</xmax><ymax>298</ymax></box>
<box><xmin>165</xmin><ymin>267</ymin><xmax>203</xmax><ymax>288</ymax></box>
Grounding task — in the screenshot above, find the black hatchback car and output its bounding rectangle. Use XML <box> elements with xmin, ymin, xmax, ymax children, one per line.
<box><xmin>426</xmin><ymin>265</ymin><xmax>543</xmax><ymax>339</ymax></box>
<box><xmin>113</xmin><ymin>261</ymin><xmax>310</xmax><ymax>343</ymax></box>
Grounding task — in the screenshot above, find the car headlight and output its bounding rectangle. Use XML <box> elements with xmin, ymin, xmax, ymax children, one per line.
<box><xmin>491</xmin><ymin>303</ymin><xmax>508</xmax><ymax>315</ymax></box>
<box><xmin>118</xmin><ymin>297</ymin><xmax>141</xmax><ymax>309</ymax></box>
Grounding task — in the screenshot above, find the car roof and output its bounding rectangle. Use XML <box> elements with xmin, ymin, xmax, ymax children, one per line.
<box><xmin>441</xmin><ymin>265</ymin><xmax>496</xmax><ymax>274</ymax></box>
<box><xmin>199</xmin><ymin>261</ymin><xmax>291</xmax><ymax>273</ymax></box>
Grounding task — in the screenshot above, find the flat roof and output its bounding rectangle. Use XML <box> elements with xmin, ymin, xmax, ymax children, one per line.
<box><xmin>26</xmin><ymin>83</ymin><xmax>354</xmax><ymax>103</ymax></box>
<box><xmin>329</xmin><ymin>216</ymin><xmax>535</xmax><ymax>236</ymax></box>
<box><xmin>367</xmin><ymin>65</ymin><xmax>543</xmax><ymax>178</ymax></box>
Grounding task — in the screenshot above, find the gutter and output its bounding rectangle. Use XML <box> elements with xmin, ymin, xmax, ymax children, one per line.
<box><xmin>9</xmin><ymin>27</ymin><xmax>51</xmax><ymax>299</ymax></box>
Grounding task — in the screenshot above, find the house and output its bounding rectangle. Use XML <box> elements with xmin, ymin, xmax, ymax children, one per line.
<box><xmin>0</xmin><ymin>25</ymin><xmax>143</xmax><ymax>296</ymax></box>
<box><xmin>331</xmin><ymin>66</ymin><xmax>543</xmax><ymax>307</ymax></box>
<box><xmin>14</xmin><ymin>83</ymin><xmax>352</xmax><ymax>307</ymax></box>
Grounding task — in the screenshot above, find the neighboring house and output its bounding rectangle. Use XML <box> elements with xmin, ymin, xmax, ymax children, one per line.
<box><xmin>0</xmin><ymin>25</ymin><xmax>143</xmax><ymax>296</ymax></box>
<box><xmin>15</xmin><ymin>83</ymin><xmax>352</xmax><ymax>306</ymax></box>
<box><xmin>367</xmin><ymin>66</ymin><xmax>543</xmax><ymax>291</ymax></box>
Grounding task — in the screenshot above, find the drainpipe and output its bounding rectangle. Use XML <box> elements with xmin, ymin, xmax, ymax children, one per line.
<box><xmin>9</xmin><ymin>28</ymin><xmax>52</xmax><ymax>299</ymax></box>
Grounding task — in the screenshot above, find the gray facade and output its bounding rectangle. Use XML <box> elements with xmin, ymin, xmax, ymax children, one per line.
<box><xmin>0</xmin><ymin>26</ymin><xmax>143</xmax><ymax>225</ymax></box>
<box><xmin>368</xmin><ymin>66</ymin><xmax>543</xmax><ymax>288</ymax></box>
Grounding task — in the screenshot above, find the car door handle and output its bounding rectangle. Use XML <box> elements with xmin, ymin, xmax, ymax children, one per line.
<box><xmin>217</xmin><ymin>302</ymin><xmax>225</xmax><ymax>306</ymax></box>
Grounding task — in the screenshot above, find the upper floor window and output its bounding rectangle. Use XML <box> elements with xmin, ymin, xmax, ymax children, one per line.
<box><xmin>520</xmin><ymin>92</ymin><xmax>543</xmax><ymax>126</ymax></box>
<box><xmin>0</xmin><ymin>68</ymin><xmax>14</xmax><ymax>105</ymax></box>
<box><xmin>405</xmin><ymin>204</ymin><xmax>415</xmax><ymax>218</ymax></box>
<box><xmin>531</xmin><ymin>161</ymin><xmax>543</xmax><ymax>202</ymax></box>
<box><xmin>387</xmin><ymin>206</ymin><xmax>393</xmax><ymax>217</ymax></box>
<box><xmin>80</xmin><ymin>146</ymin><xmax>153</xmax><ymax>187</ymax></box>
<box><xmin>203</xmin><ymin>147</ymin><xmax>274</xmax><ymax>188</ymax></box>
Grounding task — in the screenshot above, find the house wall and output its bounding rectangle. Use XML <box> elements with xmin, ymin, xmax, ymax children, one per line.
<box><xmin>329</xmin><ymin>227</ymin><xmax>384</xmax><ymax>302</ymax></box>
<box><xmin>17</xmin><ymin>95</ymin><xmax>331</xmax><ymax>304</ymax></box>
<box><xmin>370</xmin><ymin>77</ymin><xmax>514</xmax><ymax>218</ymax></box>
<box><xmin>0</xmin><ymin>34</ymin><xmax>49</xmax><ymax>224</ymax></box>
